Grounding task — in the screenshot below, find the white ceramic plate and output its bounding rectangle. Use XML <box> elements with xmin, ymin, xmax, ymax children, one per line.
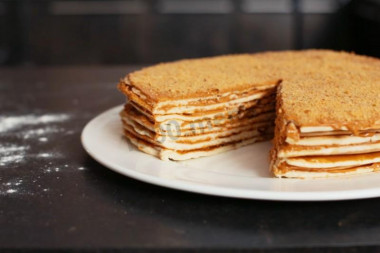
<box><xmin>81</xmin><ymin>105</ymin><xmax>380</xmax><ymax>201</ymax></box>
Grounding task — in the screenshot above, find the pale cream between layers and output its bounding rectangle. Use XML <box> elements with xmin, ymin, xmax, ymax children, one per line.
<box><xmin>125</xmin><ymin>78</ymin><xmax>277</xmax><ymax>114</ymax></box>
<box><xmin>286</xmin><ymin>134</ymin><xmax>380</xmax><ymax>146</ymax></box>
<box><xmin>278</xmin><ymin>165</ymin><xmax>380</xmax><ymax>179</ymax></box>
<box><xmin>120</xmin><ymin>82</ymin><xmax>276</xmax><ymax>160</ymax></box>
<box><xmin>124</xmin><ymin>124</ymin><xmax>272</xmax><ymax>151</ymax></box>
<box><xmin>273</xmin><ymin>126</ymin><xmax>380</xmax><ymax>178</ymax></box>
<box><xmin>121</xmin><ymin>104</ymin><xmax>275</xmax><ymax>133</ymax></box>
<box><xmin>124</xmin><ymin>129</ymin><xmax>269</xmax><ymax>161</ymax></box>
<box><xmin>286</xmin><ymin>152</ymin><xmax>380</xmax><ymax>169</ymax></box>
<box><xmin>121</xmin><ymin>113</ymin><xmax>273</xmax><ymax>141</ymax></box>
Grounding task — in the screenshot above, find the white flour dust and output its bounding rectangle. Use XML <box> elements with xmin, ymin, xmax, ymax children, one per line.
<box><xmin>39</xmin><ymin>137</ymin><xmax>48</xmax><ymax>142</ymax></box>
<box><xmin>37</xmin><ymin>153</ymin><xmax>53</xmax><ymax>158</ymax></box>
<box><xmin>0</xmin><ymin>179</ymin><xmax>24</xmax><ymax>195</ymax></box>
<box><xmin>0</xmin><ymin>114</ymin><xmax>70</xmax><ymax>133</ymax></box>
<box><xmin>0</xmin><ymin>113</ymin><xmax>70</xmax><ymax>167</ymax></box>
<box><xmin>22</xmin><ymin>126</ymin><xmax>63</xmax><ymax>140</ymax></box>
<box><xmin>0</xmin><ymin>145</ymin><xmax>28</xmax><ymax>166</ymax></box>
<box><xmin>0</xmin><ymin>113</ymin><xmax>89</xmax><ymax>196</ymax></box>
<box><xmin>1</xmin><ymin>164</ymin><xmax>89</xmax><ymax>195</ymax></box>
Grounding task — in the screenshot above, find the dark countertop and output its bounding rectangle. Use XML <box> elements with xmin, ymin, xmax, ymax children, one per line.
<box><xmin>1</xmin><ymin>66</ymin><xmax>380</xmax><ymax>253</ymax></box>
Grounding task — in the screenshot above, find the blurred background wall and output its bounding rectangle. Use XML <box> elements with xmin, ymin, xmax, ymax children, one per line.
<box><xmin>0</xmin><ymin>0</ymin><xmax>379</xmax><ymax>66</ymax></box>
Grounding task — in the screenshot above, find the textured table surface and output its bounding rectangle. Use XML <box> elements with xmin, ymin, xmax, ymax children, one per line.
<box><xmin>1</xmin><ymin>66</ymin><xmax>380</xmax><ymax>253</ymax></box>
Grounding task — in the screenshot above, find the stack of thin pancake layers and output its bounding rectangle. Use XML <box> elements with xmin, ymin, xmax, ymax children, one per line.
<box><xmin>119</xmin><ymin>77</ymin><xmax>277</xmax><ymax>161</ymax></box>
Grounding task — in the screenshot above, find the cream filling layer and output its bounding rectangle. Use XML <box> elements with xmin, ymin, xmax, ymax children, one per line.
<box><xmin>286</xmin><ymin>134</ymin><xmax>380</xmax><ymax>146</ymax></box>
<box><xmin>122</xmin><ymin>116</ymin><xmax>273</xmax><ymax>140</ymax></box>
<box><xmin>276</xmin><ymin>167</ymin><xmax>376</xmax><ymax>178</ymax></box>
<box><xmin>125</xmin><ymin>79</ymin><xmax>276</xmax><ymax>113</ymax></box>
<box><xmin>300</xmin><ymin>126</ymin><xmax>380</xmax><ymax>134</ymax></box>
<box><xmin>278</xmin><ymin>142</ymin><xmax>380</xmax><ymax>158</ymax></box>
<box><xmin>121</xmin><ymin>109</ymin><xmax>275</xmax><ymax>133</ymax></box>
<box><xmin>126</xmin><ymin>131</ymin><xmax>263</xmax><ymax>161</ymax></box>
<box><xmin>285</xmin><ymin>152</ymin><xmax>380</xmax><ymax>169</ymax></box>
<box><xmin>161</xmin><ymin>121</ymin><xmax>273</xmax><ymax>136</ymax></box>
<box><xmin>124</xmin><ymin>124</ymin><xmax>269</xmax><ymax>150</ymax></box>
<box><xmin>153</xmin><ymin>92</ymin><xmax>270</xmax><ymax>114</ymax></box>
<box><xmin>159</xmin><ymin>111</ymin><xmax>275</xmax><ymax>130</ymax></box>
<box><xmin>131</xmin><ymin>97</ymin><xmax>274</xmax><ymax>123</ymax></box>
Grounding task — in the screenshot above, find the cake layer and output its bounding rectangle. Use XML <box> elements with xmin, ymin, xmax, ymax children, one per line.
<box><xmin>283</xmin><ymin>126</ymin><xmax>380</xmax><ymax>142</ymax></box>
<box><xmin>158</xmin><ymin>109</ymin><xmax>275</xmax><ymax>129</ymax></box>
<box><xmin>286</xmin><ymin>133</ymin><xmax>380</xmax><ymax>146</ymax></box>
<box><xmin>123</xmin><ymin>122</ymin><xmax>273</xmax><ymax>150</ymax></box>
<box><xmin>129</xmin><ymin>93</ymin><xmax>275</xmax><ymax>122</ymax></box>
<box><xmin>121</xmin><ymin>104</ymin><xmax>275</xmax><ymax>133</ymax></box>
<box><xmin>122</xmin><ymin>115</ymin><xmax>273</xmax><ymax>140</ymax></box>
<box><xmin>120</xmin><ymin>53</ymin><xmax>285</xmax><ymax>105</ymax></box>
<box><xmin>278</xmin><ymin>141</ymin><xmax>380</xmax><ymax>158</ymax></box>
<box><xmin>124</xmin><ymin>129</ymin><xmax>271</xmax><ymax>161</ymax></box>
<box><xmin>285</xmin><ymin>152</ymin><xmax>380</xmax><ymax>169</ymax></box>
<box><xmin>152</xmin><ymin>90</ymin><xmax>274</xmax><ymax>114</ymax></box>
<box><xmin>274</xmin><ymin>162</ymin><xmax>380</xmax><ymax>178</ymax></box>
<box><xmin>154</xmin><ymin>85</ymin><xmax>276</xmax><ymax>109</ymax></box>
<box><xmin>300</xmin><ymin>126</ymin><xmax>380</xmax><ymax>134</ymax></box>
<box><xmin>118</xmin><ymin>79</ymin><xmax>277</xmax><ymax>114</ymax></box>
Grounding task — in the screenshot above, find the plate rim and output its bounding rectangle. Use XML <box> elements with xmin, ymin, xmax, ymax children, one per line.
<box><xmin>81</xmin><ymin>105</ymin><xmax>380</xmax><ymax>201</ymax></box>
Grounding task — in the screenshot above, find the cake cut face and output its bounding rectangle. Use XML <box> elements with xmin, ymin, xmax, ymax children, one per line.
<box><xmin>118</xmin><ymin>50</ymin><xmax>380</xmax><ymax>178</ymax></box>
<box><xmin>118</xmin><ymin>55</ymin><xmax>278</xmax><ymax>161</ymax></box>
<box><xmin>271</xmin><ymin>55</ymin><xmax>380</xmax><ymax>178</ymax></box>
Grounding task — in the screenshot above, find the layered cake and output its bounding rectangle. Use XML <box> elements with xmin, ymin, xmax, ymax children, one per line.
<box><xmin>118</xmin><ymin>50</ymin><xmax>380</xmax><ymax>178</ymax></box>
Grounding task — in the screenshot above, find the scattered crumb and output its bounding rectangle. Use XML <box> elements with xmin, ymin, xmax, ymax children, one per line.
<box><xmin>14</xmin><ymin>179</ymin><xmax>23</xmax><ymax>186</ymax></box>
<box><xmin>38</xmin><ymin>153</ymin><xmax>53</xmax><ymax>158</ymax></box>
<box><xmin>39</xmin><ymin>137</ymin><xmax>48</xmax><ymax>142</ymax></box>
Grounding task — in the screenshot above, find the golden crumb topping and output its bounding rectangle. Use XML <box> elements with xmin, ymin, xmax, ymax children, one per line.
<box><xmin>126</xmin><ymin>53</ymin><xmax>281</xmax><ymax>101</ymax></box>
<box><xmin>278</xmin><ymin>51</ymin><xmax>380</xmax><ymax>130</ymax></box>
